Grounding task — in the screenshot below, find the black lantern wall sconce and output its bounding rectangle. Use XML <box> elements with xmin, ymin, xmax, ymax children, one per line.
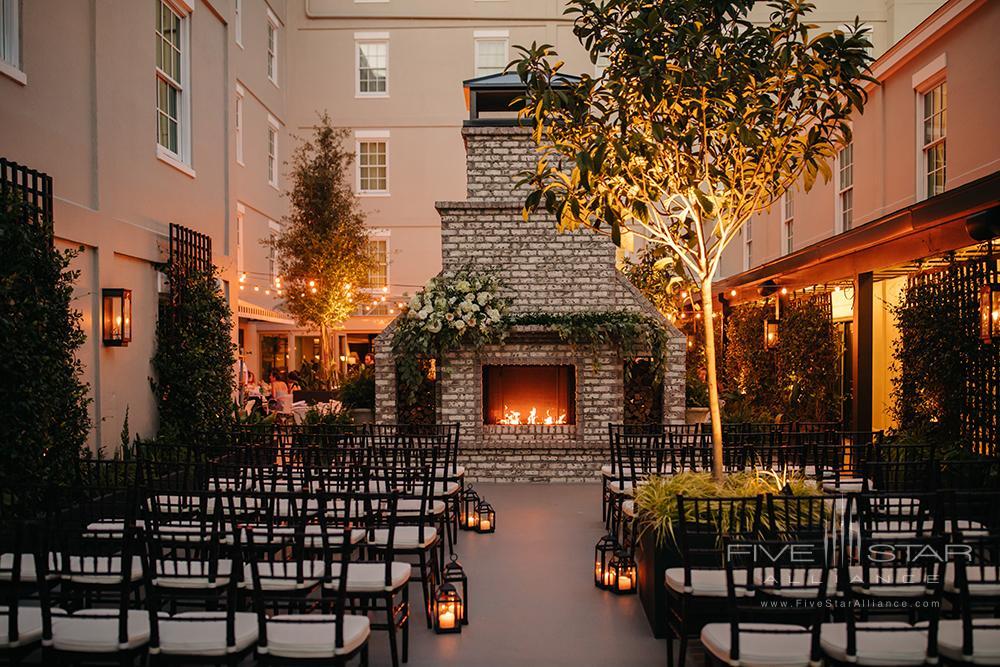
<box><xmin>102</xmin><ymin>288</ymin><xmax>132</xmax><ymax>347</ymax></box>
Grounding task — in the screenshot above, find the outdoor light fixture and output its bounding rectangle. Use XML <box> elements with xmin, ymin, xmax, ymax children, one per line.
<box><xmin>443</xmin><ymin>555</ymin><xmax>469</xmax><ymax>624</ymax></box>
<box><xmin>433</xmin><ymin>582</ymin><xmax>463</xmax><ymax>634</ymax></box>
<box><xmin>475</xmin><ymin>498</ymin><xmax>495</xmax><ymax>533</ymax></box>
<box><xmin>764</xmin><ymin>317</ymin><xmax>780</xmax><ymax>349</ymax></box>
<box><xmin>607</xmin><ymin>550</ymin><xmax>637</xmax><ymax>595</ymax></box>
<box><xmin>101</xmin><ymin>288</ymin><xmax>132</xmax><ymax>347</ymax></box>
<box><xmin>980</xmin><ymin>283</ymin><xmax>1000</xmax><ymax>344</ymax></box>
<box><xmin>460</xmin><ymin>486</ymin><xmax>480</xmax><ymax>531</ymax></box>
<box><xmin>595</xmin><ymin>533</ymin><xmax>618</xmax><ymax>590</ymax></box>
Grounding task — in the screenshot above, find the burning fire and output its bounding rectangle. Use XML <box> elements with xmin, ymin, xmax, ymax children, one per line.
<box><xmin>498</xmin><ymin>405</ymin><xmax>567</xmax><ymax>425</ymax></box>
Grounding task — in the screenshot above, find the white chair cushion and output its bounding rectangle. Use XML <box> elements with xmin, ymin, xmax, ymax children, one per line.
<box><xmin>609</xmin><ymin>481</ymin><xmax>637</xmax><ymax>496</ymax></box>
<box><xmin>822</xmin><ymin>478</ymin><xmax>872</xmax><ymax>493</ymax></box>
<box><xmin>397</xmin><ymin>499</ymin><xmax>447</xmax><ymax>515</ymax></box>
<box><xmin>601</xmin><ymin>465</ymin><xmax>637</xmax><ymax>478</ymax></box>
<box><xmin>943</xmin><ymin>563</ymin><xmax>1000</xmax><ymax>596</ymax></box>
<box><xmin>151</xmin><ymin>559</ymin><xmax>233</xmax><ymax>589</ymax></box>
<box><xmin>665</xmin><ymin>568</ymin><xmax>749</xmax><ymax>597</ymax></box>
<box><xmin>51</xmin><ymin>609</ymin><xmax>151</xmax><ymax>653</ymax></box>
<box><xmin>701</xmin><ymin>622</ymin><xmax>815</xmax><ymax>667</ymax></box>
<box><xmin>849</xmin><ymin>568</ymin><xmax>932</xmax><ymax>597</ymax></box>
<box><xmin>820</xmin><ymin>621</ymin><xmax>927</xmax><ymax>666</ymax></box>
<box><xmin>301</xmin><ymin>526</ymin><xmax>368</xmax><ymax>549</ymax></box>
<box><xmin>436</xmin><ymin>465</ymin><xmax>466</xmax><ymax>478</ymax></box>
<box><xmin>0</xmin><ymin>605</ymin><xmax>65</xmax><ymax>648</ymax></box>
<box><xmin>65</xmin><ymin>555</ymin><xmax>144</xmax><ymax>585</ymax></box>
<box><xmin>370</xmin><ymin>526</ymin><xmax>438</xmax><ymax>549</ymax></box>
<box><xmin>753</xmin><ymin>567</ymin><xmax>837</xmax><ymax>598</ymax></box>
<box><xmin>155</xmin><ymin>611</ymin><xmax>257</xmax><ymax>656</ymax></box>
<box><xmin>0</xmin><ymin>553</ymin><xmax>60</xmax><ymax>582</ymax></box>
<box><xmin>326</xmin><ymin>562</ymin><xmax>411</xmax><ymax>593</ymax></box>
<box><xmin>83</xmin><ymin>519</ymin><xmax>145</xmax><ymax>536</ymax></box>
<box><xmin>622</xmin><ymin>500</ymin><xmax>636</xmax><ymax>518</ymax></box>
<box><xmin>934</xmin><ymin>618</ymin><xmax>1000</xmax><ymax>665</ymax></box>
<box><xmin>242</xmin><ymin>560</ymin><xmax>326</xmax><ymax>590</ymax></box>
<box><xmin>262</xmin><ymin>614</ymin><xmax>369</xmax><ymax>658</ymax></box>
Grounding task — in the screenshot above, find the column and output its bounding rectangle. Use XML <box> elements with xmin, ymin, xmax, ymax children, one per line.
<box><xmin>851</xmin><ymin>272</ymin><xmax>873</xmax><ymax>432</ymax></box>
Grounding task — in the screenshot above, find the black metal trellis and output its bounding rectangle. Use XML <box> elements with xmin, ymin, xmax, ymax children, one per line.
<box><xmin>905</xmin><ymin>247</ymin><xmax>1000</xmax><ymax>456</ymax></box>
<box><xmin>1</xmin><ymin>157</ymin><xmax>54</xmax><ymax>230</ymax></box>
<box><xmin>168</xmin><ymin>222</ymin><xmax>212</xmax><ymax>274</ymax></box>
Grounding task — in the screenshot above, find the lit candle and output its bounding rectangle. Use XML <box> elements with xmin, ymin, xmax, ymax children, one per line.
<box><xmin>479</xmin><ymin>519</ymin><xmax>492</xmax><ymax>531</ymax></box>
<box><xmin>618</xmin><ymin>574</ymin><xmax>633</xmax><ymax>590</ymax></box>
<box><xmin>467</xmin><ymin>516</ymin><xmax>478</xmax><ymax>528</ymax></box>
<box><xmin>604</xmin><ymin>570</ymin><xmax>614</xmax><ymax>587</ymax></box>
<box><xmin>439</xmin><ymin>610</ymin><xmax>456</xmax><ymax>629</ymax></box>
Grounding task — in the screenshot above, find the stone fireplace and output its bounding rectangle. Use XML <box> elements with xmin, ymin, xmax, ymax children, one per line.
<box><xmin>374</xmin><ymin>75</ymin><xmax>685</xmax><ymax>482</ymax></box>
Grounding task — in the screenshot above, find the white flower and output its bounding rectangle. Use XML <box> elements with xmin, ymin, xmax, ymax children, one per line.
<box><xmin>418</xmin><ymin>308</ymin><xmax>431</xmax><ymax>320</ymax></box>
<box><xmin>464</xmin><ymin>292</ymin><xmax>475</xmax><ymax>302</ymax></box>
<box><xmin>409</xmin><ymin>295</ymin><xmax>422</xmax><ymax>310</ymax></box>
<box><xmin>456</xmin><ymin>280</ymin><xmax>471</xmax><ymax>293</ymax></box>
<box><xmin>477</xmin><ymin>292</ymin><xmax>489</xmax><ymax>305</ymax></box>
<box><xmin>470</xmin><ymin>303</ymin><xmax>480</xmax><ymax>312</ymax></box>
<box><xmin>427</xmin><ymin>320</ymin><xmax>442</xmax><ymax>333</ymax></box>
<box><xmin>434</xmin><ymin>297</ymin><xmax>447</xmax><ymax>310</ymax></box>
<box><xmin>486</xmin><ymin>307</ymin><xmax>501</xmax><ymax>321</ymax></box>
<box><xmin>453</xmin><ymin>319</ymin><xmax>466</xmax><ymax>330</ymax></box>
<box><xmin>467</xmin><ymin>317</ymin><xmax>477</xmax><ymax>327</ymax></box>
<box><xmin>445</xmin><ymin>313</ymin><xmax>455</xmax><ymax>321</ymax></box>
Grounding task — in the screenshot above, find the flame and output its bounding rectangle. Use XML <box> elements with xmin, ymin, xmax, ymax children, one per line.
<box><xmin>498</xmin><ymin>405</ymin><xmax>567</xmax><ymax>425</ymax></box>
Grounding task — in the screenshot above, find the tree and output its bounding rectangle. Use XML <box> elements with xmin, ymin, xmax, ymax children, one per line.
<box><xmin>515</xmin><ymin>0</ymin><xmax>874</xmax><ymax>480</ymax></box>
<box><xmin>151</xmin><ymin>262</ymin><xmax>236</xmax><ymax>447</ymax></box>
<box><xmin>270</xmin><ymin>113</ymin><xmax>374</xmax><ymax>382</ymax></box>
<box><xmin>0</xmin><ymin>192</ymin><xmax>90</xmax><ymax>502</ymax></box>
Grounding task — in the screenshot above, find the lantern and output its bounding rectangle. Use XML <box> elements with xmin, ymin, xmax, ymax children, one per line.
<box><xmin>102</xmin><ymin>288</ymin><xmax>132</xmax><ymax>346</ymax></box>
<box><xmin>443</xmin><ymin>554</ymin><xmax>469</xmax><ymax>624</ymax></box>
<box><xmin>979</xmin><ymin>283</ymin><xmax>999</xmax><ymax>344</ymax></box>
<box><xmin>459</xmin><ymin>486</ymin><xmax>480</xmax><ymax>531</ymax></box>
<box><xmin>607</xmin><ymin>550</ymin><xmax>637</xmax><ymax>595</ymax></box>
<box><xmin>433</xmin><ymin>582</ymin><xmax>463</xmax><ymax>634</ymax></box>
<box><xmin>475</xmin><ymin>498</ymin><xmax>495</xmax><ymax>534</ymax></box>
<box><xmin>764</xmin><ymin>317</ymin><xmax>779</xmax><ymax>349</ymax></box>
<box><xmin>594</xmin><ymin>533</ymin><xmax>618</xmax><ymax>590</ymax></box>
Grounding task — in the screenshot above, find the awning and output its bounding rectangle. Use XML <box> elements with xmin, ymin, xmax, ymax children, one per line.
<box><xmin>238</xmin><ymin>299</ymin><xmax>295</xmax><ymax>325</ymax></box>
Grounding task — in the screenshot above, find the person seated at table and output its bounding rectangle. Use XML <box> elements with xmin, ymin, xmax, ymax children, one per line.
<box><xmin>269</xmin><ymin>370</ymin><xmax>293</xmax><ymax>414</ymax></box>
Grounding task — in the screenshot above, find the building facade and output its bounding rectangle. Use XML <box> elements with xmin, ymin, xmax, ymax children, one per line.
<box><xmin>0</xmin><ymin>0</ymin><xmax>952</xmax><ymax>451</ymax></box>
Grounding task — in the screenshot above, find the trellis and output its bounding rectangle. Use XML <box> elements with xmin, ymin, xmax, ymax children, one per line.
<box><xmin>168</xmin><ymin>222</ymin><xmax>212</xmax><ymax>274</ymax></box>
<box><xmin>1</xmin><ymin>157</ymin><xmax>54</xmax><ymax>230</ymax></box>
<box><xmin>905</xmin><ymin>249</ymin><xmax>999</xmax><ymax>456</ymax></box>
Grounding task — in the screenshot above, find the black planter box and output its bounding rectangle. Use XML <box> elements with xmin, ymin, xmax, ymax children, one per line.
<box><xmin>636</xmin><ymin>525</ymin><xmax>681</xmax><ymax>638</ymax></box>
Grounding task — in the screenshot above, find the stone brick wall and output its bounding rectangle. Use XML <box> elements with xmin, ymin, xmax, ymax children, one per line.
<box><xmin>374</xmin><ymin>123</ymin><xmax>687</xmax><ymax>480</ymax></box>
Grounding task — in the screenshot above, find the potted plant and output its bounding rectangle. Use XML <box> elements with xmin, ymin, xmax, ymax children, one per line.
<box><xmin>338</xmin><ymin>365</ymin><xmax>375</xmax><ymax>423</ymax></box>
<box><xmin>632</xmin><ymin>470</ymin><xmax>819</xmax><ymax>636</ymax></box>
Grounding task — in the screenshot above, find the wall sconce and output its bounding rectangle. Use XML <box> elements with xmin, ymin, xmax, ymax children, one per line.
<box><xmin>102</xmin><ymin>288</ymin><xmax>132</xmax><ymax>347</ymax></box>
<box><xmin>980</xmin><ymin>283</ymin><xmax>999</xmax><ymax>344</ymax></box>
<box><xmin>764</xmin><ymin>317</ymin><xmax>779</xmax><ymax>349</ymax></box>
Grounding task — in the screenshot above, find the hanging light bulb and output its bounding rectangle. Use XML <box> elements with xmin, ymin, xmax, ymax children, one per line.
<box><xmin>239</xmin><ymin>273</ymin><xmax>247</xmax><ymax>283</ymax></box>
<box><xmin>308</xmin><ymin>280</ymin><xmax>316</xmax><ymax>288</ymax></box>
<box><xmin>310</xmin><ymin>287</ymin><xmax>318</xmax><ymax>294</ymax></box>
<box><xmin>253</xmin><ymin>286</ymin><xmax>260</xmax><ymax>292</ymax></box>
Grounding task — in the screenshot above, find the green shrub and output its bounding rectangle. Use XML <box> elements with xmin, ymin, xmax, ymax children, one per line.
<box><xmin>338</xmin><ymin>365</ymin><xmax>375</xmax><ymax>410</ymax></box>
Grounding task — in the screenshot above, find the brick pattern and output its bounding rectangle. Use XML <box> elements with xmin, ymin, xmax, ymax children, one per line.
<box><xmin>374</xmin><ymin>124</ymin><xmax>687</xmax><ymax>471</ymax></box>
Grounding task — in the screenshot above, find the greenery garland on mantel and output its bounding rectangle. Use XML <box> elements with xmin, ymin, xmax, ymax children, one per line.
<box><xmin>392</xmin><ymin>269</ymin><xmax>671</xmax><ymax>403</ymax></box>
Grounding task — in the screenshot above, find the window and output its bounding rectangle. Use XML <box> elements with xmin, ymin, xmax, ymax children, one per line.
<box><xmin>367</xmin><ymin>238</ymin><xmax>389</xmax><ymax>289</ymax></box>
<box><xmin>235</xmin><ymin>86</ymin><xmax>244</xmax><ymax>165</ymax></box>
<box><xmin>357</xmin><ymin>137</ymin><xmax>388</xmax><ymax>194</ymax></box>
<box><xmin>236</xmin><ymin>204</ymin><xmax>245</xmax><ymax>278</ymax></box>
<box><xmin>234</xmin><ymin>0</ymin><xmax>242</xmax><ymax>46</ymax></box>
<box><xmin>268</xmin><ymin>220</ymin><xmax>281</xmax><ymax>283</ymax></box>
<box><xmin>267</xmin><ymin>116</ymin><xmax>279</xmax><ymax>187</ymax></box>
<box><xmin>743</xmin><ymin>220</ymin><xmax>753</xmax><ymax>271</ymax></box>
<box><xmin>921</xmin><ymin>81</ymin><xmax>946</xmax><ymax>199</ymax></box>
<box><xmin>837</xmin><ymin>142</ymin><xmax>854</xmax><ymax>232</ymax></box>
<box><xmin>474</xmin><ymin>31</ymin><xmax>508</xmax><ymax>77</ymax></box>
<box><xmin>356</xmin><ymin>36</ymin><xmax>388</xmax><ymax>96</ymax></box>
<box><xmin>781</xmin><ymin>190</ymin><xmax>794</xmax><ymax>255</ymax></box>
<box><xmin>155</xmin><ymin>0</ymin><xmax>190</xmax><ymax>161</ymax></box>
<box><xmin>266</xmin><ymin>8</ymin><xmax>278</xmax><ymax>85</ymax></box>
<box><xmin>0</xmin><ymin>0</ymin><xmax>22</xmax><ymax>80</ymax></box>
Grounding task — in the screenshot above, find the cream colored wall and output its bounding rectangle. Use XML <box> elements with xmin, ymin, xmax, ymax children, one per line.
<box><xmin>872</xmin><ymin>276</ymin><xmax>906</xmax><ymax>431</ymax></box>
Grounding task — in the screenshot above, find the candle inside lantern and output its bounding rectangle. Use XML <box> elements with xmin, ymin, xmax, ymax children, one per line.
<box><xmin>467</xmin><ymin>515</ymin><xmax>478</xmax><ymax>528</ymax></box>
<box><xmin>438</xmin><ymin>610</ymin><xmax>456</xmax><ymax>629</ymax></box>
<box><xmin>618</xmin><ymin>573</ymin><xmax>633</xmax><ymax>590</ymax></box>
<box><xmin>479</xmin><ymin>519</ymin><xmax>492</xmax><ymax>531</ymax></box>
<box><xmin>604</xmin><ymin>570</ymin><xmax>614</xmax><ymax>587</ymax></box>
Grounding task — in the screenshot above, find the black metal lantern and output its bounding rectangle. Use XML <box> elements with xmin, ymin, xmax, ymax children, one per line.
<box><xmin>475</xmin><ymin>498</ymin><xmax>495</xmax><ymax>533</ymax></box>
<box><xmin>979</xmin><ymin>283</ymin><xmax>999</xmax><ymax>344</ymax></box>
<box><xmin>443</xmin><ymin>554</ymin><xmax>469</xmax><ymax>624</ymax></box>
<box><xmin>595</xmin><ymin>533</ymin><xmax>618</xmax><ymax>590</ymax></box>
<box><xmin>101</xmin><ymin>288</ymin><xmax>132</xmax><ymax>346</ymax></box>
<box><xmin>432</xmin><ymin>582</ymin><xmax>463</xmax><ymax>634</ymax></box>
<box><xmin>764</xmin><ymin>317</ymin><xmax>779</xmax><ymax>349</ymax></box>
<box><xmin>607</xmin><ymin>550</ymin><xmax>637</xmax><ymax>595</ymax></box>
<box><xmin>459</xmin><ymin>486</ymin><xmax>480</xmax><ymax>532</ymax></box>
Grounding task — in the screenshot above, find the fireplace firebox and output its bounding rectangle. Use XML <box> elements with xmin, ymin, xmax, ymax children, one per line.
<box><xmin>482</xmin><ymin>364</ymin><xmax>576</xmax><ymax>425</ymax></box>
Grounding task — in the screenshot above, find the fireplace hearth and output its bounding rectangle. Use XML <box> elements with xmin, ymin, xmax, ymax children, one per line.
<box><xmin>482</xmin><ymin>364</ymin><xmax>576</xmax><ymax>425</ymax></box>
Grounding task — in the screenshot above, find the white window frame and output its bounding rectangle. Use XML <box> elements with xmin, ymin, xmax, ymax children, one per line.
<box><xmin>356</xmin><ymin>130</ymin><xmax>390</xmax><ymax>196</ymax></box>
<box><xmin>365</xmin><ymin>233</ymin><xmax>391</xmax><ymax>291</ymax></box>
<box><xmin>474</xmin><ymin>30</ymin><xmax>509</xmax><ymax>77</ymax></box>
<box><xmin>0</xmin><ymin>0</ymin><xmax>25</xmax><ymax>84</ymax></box>
<box><xmin>234</xmin><ymin>0</ymin><xmax>242</xmax><ymax>47</ymax></box>
<box><xmin>355</xmin><ymin>32</ymin><xmax>389</xmax><ymax>98</ymax></box>
<box><xmin>912</xmin><ymin>54</ymin><xmax>946</xmax><ymax>202</ymax></box>
<box><xmin>235</xmin><ymin>84</ymin><xmax>245</xmax><ymax>166</ymax></box>
<box><xmin>743</xmin><ymin>220</ymin><xmax>753</xmax><ymax>271</ymax></box>
<box><xmin>267</xmin><ymin>115</ymin><xmax>279</xmax><ymax>188</ymax></box>
<box><xmin>268</xmin><ymin>219</ymin><xmax>281</xmax><ymax>284</ymax></box>
<box><xmin>266</xmin><ymin>7</ymin><xmax>279</xmax><ymax>87</ymax></box>
<box><xmin>236</xmin><ymin>203</ymin><xmax>246</xmax><ymax>278</ymax></box>
<box><xmin>155</xmin><ymin>0</ymin><xmax>194</xmax><ymax>176</ymax></box>
<box><xmin>835</xmin><ymin>140</ymin><xmax>854</xmax><ymax>233</ymax></box>
<box><xmin>780</xmin><ymin>189</ymin><xmax>794</xmax><ymax>256</ymax></box>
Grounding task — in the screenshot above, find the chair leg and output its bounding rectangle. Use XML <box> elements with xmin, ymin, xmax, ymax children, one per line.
<box><xmin>678</xmin><ymin>634</ymin><xmax>688</xmax><ymax>667</ymax></box>
<box><xmin>417</xmin><ymin>552</ymin><xmax>432</xmax><ymax>629</ymax></box>
<box><xmin>666</xmin><ymin>632</ymin><xmax>674</xmax><ymax>667</ymax></box>
<box><xmin>361</xmin><ymin>640</ymin><xmax>370</xmax><ymax>667</ymax></box>
<box><xmin>402</xmin><ymin>584</ymin><xmax>410</xmax><ymax>664</ymax></box>
<box><xmin>386</xmin><ymin>592</ymin><xmax>400</xmax><ymax>667</ymax></box>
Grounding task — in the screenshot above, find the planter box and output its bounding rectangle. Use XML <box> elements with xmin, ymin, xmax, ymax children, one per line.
<box><xmin>685</xmin><ymin>407</ymin><xmax>710</xmax><ymax>425</ymax></box>
<box><xmin>293</xmin><ymin>390</ymin><xmax>338</xmax><ymax>404</ymax></box>
<box><xmin>636</xmin><ymin>525</ymin><xmax>681</xmax><ymax>638</ymax></box>
<box><xmin>351</xmin><ymin>408</ymin><xmax>375</xmax><ymax>424</ymax></box>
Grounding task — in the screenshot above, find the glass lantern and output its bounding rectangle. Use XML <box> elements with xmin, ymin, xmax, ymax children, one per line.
<box><xmin>595</xmin><ymin>533</ymin><xmax>618</xmax><ymax>590</ymax></box>
<box><xmin>101</xmin><ymin>288</ymin><xmax>132</xmax><ymax>347</ymax></box>
<box><xmin>475</xmin><ymin>498</ymin><xmax>495</xmax><ymax>534</ymax></box>
<box><xmin>443</xmin><ymin>554</ymin><xmax>469</xmax><ymax>624</ymax></box>
<box><xmin>764</xmin><ymin>317</ymin><xmax>779</xmax><ymax>349</ymax></box>
<box><xmin>608</xmin><ymin>550</ymin><xmax>637</xmax><ymax>595</ymax></box>
<box><xmin>433</xmin><ymin>582</ymin><xmax>463</xmax><ymax>634</ymax></box>
<box><xmin>979</xmin><ymin>283</ymin><xmax>999</xmax><ymax>344</ymax></box>
<box><xmin>459</xmin><ymin>486</ymin><xmax>480</xmax><ymax>531</ymax></box>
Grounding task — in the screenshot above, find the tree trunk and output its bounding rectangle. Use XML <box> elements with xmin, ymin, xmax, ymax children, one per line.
<box><xmin>319</xmin><ymin>322</ymin><xmax>334</xmax><ymax>386</ymax></box>
<box><xmin>700</xmin><ymin>278</ymin><xmax>725</xmax><ymax>483</ymax></box>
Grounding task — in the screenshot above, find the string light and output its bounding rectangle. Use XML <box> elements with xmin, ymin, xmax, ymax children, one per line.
<box><xmin>308</xmin><ymin>280</ymin><xmax>316</xmax><ymax>287</ymax></box>
<box><xmin>730</xmin><ymin>289</ymin><xmax>737</xmax><ymax>297</ymax></box>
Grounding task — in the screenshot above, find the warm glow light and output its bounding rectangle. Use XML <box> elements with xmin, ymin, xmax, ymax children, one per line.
<box><xmin>253</xmin><ymin>286</ymin><xmax>260</xmax><ymax>292</ymax></box>
<box><xmin>239</xmin><ymin>285</ymin><xmax>244</xmax><ymax>290</ymax></box>
<box><xmin>730</xmin><ymin>289</ymin><xmax>737</xmax><ymax>297</ymax></box>
<box><xmin>311</xmin><ymin>287</ymin><xmax>318</xmax><ymax>294</ymax></box>
<box><xmin>239</xmin><ymin>273</ymin><xmax>246</xmax><ymax>283</ymax></box>
<box><xmin>308</xmin><ymin>280</ymin><xmax>316</xmax><ymax>287</ymax></box>
<box><xmin>381</xmin><ymin>286</ymin><xmax>389</xmax><ymax>293</ymax></box>
<box><xmin>781</xmin><ymin>287</ymin><xmax>789</xmax><ymax>295</ymax></box>
<box><xmin>498</xmin><ymin>404</ymin><xmax>567</xmax><ymax>425</ymax></box>
<box><xmin>680</xmin><ymin>290</ymin><xmax>688</xmax><ymax>299</ymax></box>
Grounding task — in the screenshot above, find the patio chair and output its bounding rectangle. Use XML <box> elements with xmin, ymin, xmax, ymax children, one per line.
<box><xmin>0</xmin><ymin>518</ymin><xmax>58</xmax><ymax>665</ymax></box>
<box><xmin>701</xmin><ymin>538</ymin><xmax>833</xmax><ymax>667</ymax></box>
<box><xmin>855</xmin><ymin>491</ymin><xmax>940</xmax><ymax>541</ymax></box>
<box><xmin>820</xmin><ymin>535</ymin><xmax>945</xmax><ymax>666</ymax></box>
<box><xmin>937</xmin><ymin>534</ymin><xmax>1000</xmax><ymax>665</ymax></box>
<box><xmin>815</xmin><ymin>431</ymin><xmax>882</xmax><ymax>493</ymax></box>
<box><xmin>664</xmin><ymin>495</ymin><xmax>763</xmax><ymax>667</ymax></box>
